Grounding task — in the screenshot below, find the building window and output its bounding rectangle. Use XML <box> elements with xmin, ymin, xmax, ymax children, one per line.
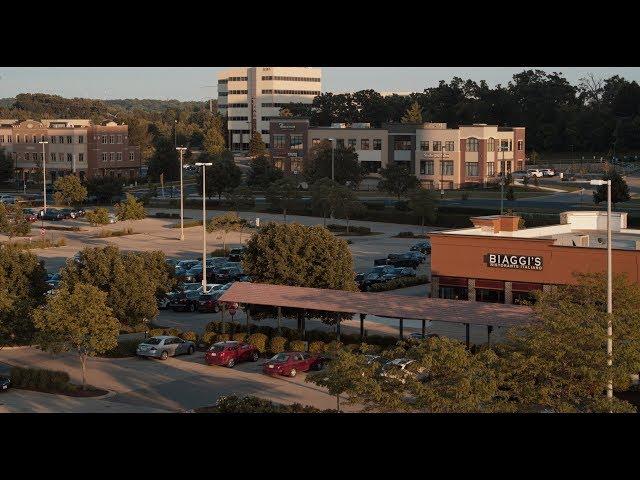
<box><xmin>312</xmin><ymin>138</ymin><xmax>321</xmax><ymax>146</ymax></box>
<box><xmin>420</xmin><ymin>141</ymin><xmax>429</xmax><ymax>151</ymax></box>
<box><xmin>101</xmin><ymin>135</ymin><xmax>107</xmax><ymax>144</ymax></box>
<box><xmin>16</xmin><ymin>135</ymin><xmax>21</xmax><ymax>143</ymax></box>
<box><xmin>433</xmin><ymin>141</ymin><xmax>442</xmax><ymax>152</ymax></box>
<box><xmin>7</xmin><ymin>135</ymin><xmax>11</xmax><ymax>143</ymax></box>
<box><xmin>500</xmin><ymin>139</ymin><xmax>509</xmax><ymax>151</ymax></box>
<box><xmin>272</xmin><ymin>134</ymin><xmax>286</xmax><ymax>149</ymax></box>
<box><xmin>261</xmin><ymin>130</ymin><xmax>269</xmax><ymax>135</ymax></box>
<box><xmin>117</xmin><ymin>134</ymin><xmax>123</xmax><ymax>144</ymax></box>
<box><xmin>373</xmin><ymin>138</ymin><xmax>382</xmax><ymax>150</ymax></box>
<box><xmin>336</xmin><ymin>139</ymin><xmax>345</xmax><ymax>148</ymax></box>
<box><xmin>361</xmin><ymin>138</ymin><xmax>370</xmax><ymax>150</ymax></box>
<box><xmin>394</xmin><ymin>139</ymin><xmax>412</xmax><ymax>150</ymax></box>
<box><xmin>67</xmin><ymin>153</ymin><xmax>73</xmax><ymax>163</ymax></box>
<box><xmin>486</xmin><ymin>162</ymin><xmax>495</xmax><ymax>176</ymax></box>
<box><xmin>58</xmin><ymin>136</ymin><xmax>64</xmax><ymax>144</ymax></box>
<box><xmin>441</xmin><ymin>161</ymin><xmax>454</xmax><ymax>176</ymax></box>
<box><xmin>488</xmin><ymin>138</ymin><xmax>495</xmax><ymax>152</ymax></box>
<box><xmin>58</xmin><ymin>153</ymin><xmax>64</xmax><ymax>162</ymax></box>
<box><xmin>348</xmin><ymin>139</ymin><xmax>356</xmax><ymax>149</ymax></box>
<box><xmin>33</xmin><ymin>135</ymin><xmax>37</xmax><ymax>143</ymax></box>
<box><xmin>109</xmin><ymin>135</ymin><xmax>115</xmax><ymax>144</ymax></box>
<box><xmin>290</xmin><ymin>134</ymin><xmax>303</xmax><ymax>150</ymax></box>
<box><xmin>24</xmin><ymin>135</ymin><xmax>30</xmax><ymax>143</ymax></box>
<box><xmin>517</xmin><ymin>140</ymin><xmax>523</xmax><ymax>151</ymax></box>
<box><xmin>0</xmin><ymin>135</ymin><xmax>3</xmax><ymax>143</ymax></box>
<box><xmin>466</xmin><ymin>138</ymin><xmax>479</xmax><ymax>152</ymax></box>
<box><xmin>66</xmin><ymin>136</ymin><xmax>72</xmax><ymax>144</ymax></box>
<box><xmin>116</xmin><ymin>152</ymin><xmax>122</xmax><ymax>161</ymax></box>
<box><xmin>420</xmin><ymin>161</ymin><xmax>434</xmax><ymax>175</ymax></box>
<box><xmin>50</xmin><ymin>153</ymin><xmax>56</xmax><ymax>162</ymax></box>
<box><xmin>465</xmin><ymin>162</ymin><xmax>479</xmax><ymax>177</ymax></box>
<box><xmin>50</xmin><ymin>136</ymin><xmax>56</xmax><ymax>144</ymax></box>
<box><xmin>445</xmin><ymin>141</ymin><xmax>455</xmax><ymax>152</ymax></box>
<box><xmin>509</xmin><ymin>140</ymin><xmax>513</xmax><ymax>151</ymax></box>
<box><xmin>102</xmin><ymin>153</ymin><xmax>107</xmax><ymax>162</ymax></box>
<box><xmin>78</xmin><ymin>135</ymin><xmax>84</xmax><ymax>144</ymax></box>
<box><xmin>78</xmin><ymin>153</ymin><xmax>84</xmax><ymax>162</ymax></box>
<box><xmin>108</xmin><ymin>153</ymin><xmax>114</xmax><ymax>162</ymax></box>
<box><xmin>129</xmin><ymin>152</ymin><xmax>135</xmax><ymax>161</ymax></box>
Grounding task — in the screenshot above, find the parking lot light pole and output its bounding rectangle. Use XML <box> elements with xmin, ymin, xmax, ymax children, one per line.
<box><xmin>196</xmin><ymin>162</ymin><xmax>213</xmax><ymax>293</ymax></box>
<box><xmin>39</xmin><ymin>140</ymin><xmax>48</xmax><ymax>213</ymax></box>
<box><xmin>327</xmin><ymin>138</ymin><xmax>336</xmax><ymax>219</ymax></box>
<box><xmin>176</xmin><ymin>147</ymin><xmax>187</xmax><ymax>241</ymax></box>
<box><xmin>591</xmin><ymin>178</ymin><xmax>613</xmax><ymax>407</ymax></box>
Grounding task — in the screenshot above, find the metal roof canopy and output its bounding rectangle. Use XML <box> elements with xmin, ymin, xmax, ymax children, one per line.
<box><xmin>219</xmin><ymin>282</ymin><xmax>535</xmax><ymax>327</ymax></box>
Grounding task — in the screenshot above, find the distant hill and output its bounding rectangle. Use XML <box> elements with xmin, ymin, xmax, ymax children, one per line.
<box><xmin>105</xmin><ymin>98</ymin><xmax>211</xmax><ymax>112</ymax></box>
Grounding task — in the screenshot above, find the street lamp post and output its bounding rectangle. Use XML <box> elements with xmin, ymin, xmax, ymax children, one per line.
<box><xmin>590</xmin><ymin>178</ymin><xmax>613</xmax><ymax>406</ymax></box>
<box><xmin>327</xmin><ymin>138</ymin><xmax>336</xmax><ymax>182</ymax></box>
<box><xmin>196</xmin><ymin>162</ymin><xmax>213</xmax><ymax>293</ymax></box>
<box><xmin>38</xmin><ymin>140</ymin><xmax>48</xmax><ymax>213</ymax></box>
<box><xmin>176</xmin><ymin>147</ymin><xmax>187</xmax><ymax>241</ymax></box>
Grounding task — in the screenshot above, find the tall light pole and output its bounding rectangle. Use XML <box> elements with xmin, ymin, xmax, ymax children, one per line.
<box><xmin>176</xmin><ymin>147</ymin><xmax>187</xmax><ymax>241</ymax></box>
<box><xmin>591</xmin><ymin>178</ymin><xmax>613</xmax><ymax>406</ymax></box>
<box><xmin>39</xmin><ymin>140</ymin><xmax>48</xmax><ymax>213</ymax></box>
<box><xmin>196</xmin><ymin>162</ymin><xmax>213</xmax><ymax>293</ymax></box>
<box><xmin>327</xmin><ymin>138</ymin><xmax>336</xmax><ymax>181</ymax></box>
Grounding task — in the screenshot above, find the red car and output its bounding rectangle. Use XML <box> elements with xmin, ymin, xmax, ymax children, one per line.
<box><xmin>204</xmin><ymin>341</ymin><xmax>259</xmax><ymax>368</ymax></box>
<box><xmin>262</xmin><ymin>351</ymin><xmax>325</xmax><ymax>378</ymax></box>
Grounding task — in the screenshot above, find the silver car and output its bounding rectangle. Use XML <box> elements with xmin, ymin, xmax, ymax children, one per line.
<box><xmin>136</xmin><ymin>336</ymin><xmax>195</xmax><ymax>360</ymax></box>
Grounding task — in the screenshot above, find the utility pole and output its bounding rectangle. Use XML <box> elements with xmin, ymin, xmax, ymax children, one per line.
<box><xmin>176</xmin><ymin>147</ymin><xmax>187</xmax><ymax>241</ymax></box>
<box><xmin>39</xmin><ymin>140</ymin><xmax>49</xmax><ymax>213</ymax></box>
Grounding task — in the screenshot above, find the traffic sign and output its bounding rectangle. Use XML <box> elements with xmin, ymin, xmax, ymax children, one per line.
<box><xmin>40</xmin><ymin>228</ymin><xmax>45</xmax><ymax>236</ymax></box>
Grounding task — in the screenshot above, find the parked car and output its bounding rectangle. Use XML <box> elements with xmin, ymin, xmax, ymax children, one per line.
<box><xmin>58</xmin><ymin>208</ymin><xmax>79</xmax><ymax>219</ymax></box>
<box><xmin>262</xmin><ymin>351</ymin><xmax>325</xmax><ymax>377</ymax></box>
<box><xmin>46</xmin><ymin>273</ymin><xmax>61</xmax><ymax>290</ymax></box>
<box><xmin>410</xmin><ymin>241</ymin><xmax>431</xmax><ymax>255</ymax></box>
<box><xmin>379</xmin><ymin>358</ymin><xmax>426</xmax><ymax>384</ymax></box>
<box><xmin>526</xmin><ymin>168</ymin><xmax>544</xmax><ymax>178</ymax></box>
<box><xmin>408</xmin><ymin>332</ymin><xmax>440</xmax><ymax>341</ymax></box>
<box><xmin>205</xmin><ymin>341</ymin><xmax>260</xmax><ymax>367</ymax></box>
<box><xmin>511</xmin><ymin>170</ymin><xmax>529</xmax><ymax>180</ymax></box>
<box><xmin>175</xmin><ymin>260</ymin><xmax>200</xmax><ymax>277</ymax></box>
<box><xmin>136</xmin><ymin>336</ymin><xmax>195</xmax><ymax>360</ymax></box>
<box><xmin>0</xmin><ymin>375</ymin><xmax>10</xmax><ymax>391</ymax></box>
<box><xmin>213</xmin><ymin>265</ymin><xmax>244</xmax><ymax>283</ymax></box>
<box><xmin>198</xmin><ymin>291</ymin><xmax>225</xmax><ymax>313</ymax></box>
<box><xmin>541</xmin><ymin>168</ymin><xmax>556</xmax><ymax>177</ymax></box>
<box><xmin>41</xmin><ymin>209</ymin><xmax>65</xmax><ymax>221</ymax></box>
<box><xmin>228</xmin><ymin>247</ymin><xmax>246</xmax><ymax>263</ymax></box>
<box><xmin>157</xmin><ymin>292</ymin><xmax>174</xmax><ymax>309</ymax></box>
<box><xmin>0</xmin><ymin>195</ymin><xmax>16</xmax><ymax>204</ymax></box>
<box><xmin>108</xmin><ymin>213</ymin><xmax>118</xmax><ymax>224</ymax></box>
<box><xmin>22</xmin><ymin>209</ymin><xmax>38</xmax><ymax>222</ymax></box>
<box><xmin>357</xmin><ymin>265</ymin><xmax>416</xmax><ymax>291</ymax></box>
<box><xmin>168</xmin><ymin>290</ymin><xmax>201</xmax><ymax>312</ymax></box>
<box><xmin>374</xmin><ymin>252</ymin><xmax>424</xmax><ymax>269</ymax></box>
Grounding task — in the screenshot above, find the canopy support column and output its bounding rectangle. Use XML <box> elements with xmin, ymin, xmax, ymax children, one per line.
<box><xmin>487</xmin><ymin>325</ymin><xmax>494</xmax><ymax>346</ymax></box>
<box><xmin>421</xmin><ymin>319</ymin><xmax>426</xmax><ymax>339</ymax></box>
<box><xmin>360</xmin><ymin>313</ymin><xmax>366</xmax><ymax>339</ymax></box>
<box><xmin>277</xmin><ymin>306</ymin><xmax>282</xmax><ymax>335</ymax></box>
<box><xmin>399</xmin><ymin>318</ymin><xmax>404</xmax><ymax>339</ymax></box>
<box><xmin>465</xmin><ymin>323</ymin><xmax>470</xmax><ymax>349</ymax></box>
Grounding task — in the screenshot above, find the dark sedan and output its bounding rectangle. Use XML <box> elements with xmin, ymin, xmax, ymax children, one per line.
<box><xmin>168</xmin><ymin>290</ymin><xmax>201</xmax><ymax>312</ymax></box>
<box><xmin>40</xmin><ymin>209</ymin><xmax>65</xmax><ymax>221</ymax></box>
<box><xmin>0</xmin><ymin>375</ymin><xmax>10</xmax><ymax>391</ymax></box>
<box><xmin>228</xmin><ymin>247</ymin><xmax>246</xmax><ymax>263</ymax></box>
<box><xmin>198</xmin><ymin>291</ymin><xmax>224</xmax><ymax>313</ymax></box>
<box><xmin>213</xmin><ymin>265</ymin><xmax>244</xmax><ymax>283</ymax></box>
<box><xmin>410</xmin><ymin>241</ymin><xmax>431</xmax><ymax>255</ymax></box>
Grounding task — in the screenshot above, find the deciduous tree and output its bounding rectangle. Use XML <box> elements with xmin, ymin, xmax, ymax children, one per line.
<box><xmin>248</xmin><ymin>131</ymin><xmax>268</xmax><ymax>157</ymax></box>
<box><xmin>53</xmin><ymin>175</ymin><xmax>87</xmax><ymax>207</ymax></box>
<box><xmin>33</xmin><ymin>283</ymin><xmax>119</xmax><ymax>389</ymax></box>
<box><xmin>378</xmin><ymin>164</ymin><xmax>420</xmax><ymax>199</ymax></box>
<box><xmin>407</xmin><ymin>188</ymin><xmax>437</xmax><ymax>231</ymax></box>
<box><xmin>304</xmin><ymin>140</ymin><xmax>363</xmax><ymax>186</ymax></box>
<box><xmin>224</xmin><ymin>185</ymin><xmax>255</xmax><ymax>213</ymax></box>
<box><xmin>198</xmin><ymin>152</ymin><xmax>242</xmax><ymax>201</ymax></box>
<box><xmin>401</xmin><ymin>101</ymin><xmax>423</xmax><ymax>124</ymax></box>
<box><xmin>592</xmin><ymin>166</ymin><xmax>630</xmax><ymax>207</ymax></box>
<box><xmin>0</xmin><ymin>203</ymin><xmax>32</xmax><ymax>238</ymax></box>
<box><xmin>265</xmin><ymin>177</ymin><xmax>302</xmax><ymax>223</ymax></box>
<box><xmin>247</xmin><ymin>155</ymin><xmax>283</xmax><ymax>189</ymax></box>
<box><xmin>206</xmin><ymin>212</ymin><xmax>245</xmax><ymax>250</ymax></box>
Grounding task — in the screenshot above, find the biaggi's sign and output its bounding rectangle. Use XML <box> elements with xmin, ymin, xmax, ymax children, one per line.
<box><xmin>484</xmin><ymin>254</ymin><xmax>543</xmax><ymax>271</ymax></box>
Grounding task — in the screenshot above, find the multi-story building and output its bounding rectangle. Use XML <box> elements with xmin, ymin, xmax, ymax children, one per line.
<box><xmin>218</xmin><ymin>67</ymin><xmax>322</xmax><ymax>151</ymax></box>
<box><xmin>0</xmin><ymin>119</ymin><xmax>140</xmax><ymax>182</ymax></box>
<box><xmin>272</xmin><ymin>121</ymin><xmax>525</xmax><ymax>188</ymax></box>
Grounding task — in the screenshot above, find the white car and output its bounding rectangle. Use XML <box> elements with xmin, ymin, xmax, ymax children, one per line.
<box><xmin>108</xmin><ymin>213</ymin><xmax>118</xmax><ymax>223</ymax></box>
<box><xmin>379</xmin><ymin>358</ymin><xmax>426</xmax><ymax>384</ymax></box>
<box><xmin>526</xmin><ymin>169</ymin><xmax>544</xmax><ymax>178</ymax></box>
<box><xmin>541</xmin><ymin>168</ymin><xmax>555</xmax><ymax>177</ymax></box>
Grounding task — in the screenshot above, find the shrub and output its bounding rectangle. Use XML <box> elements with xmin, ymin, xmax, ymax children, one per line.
<box><xmin>308</xmin><ymin>341</ymin><xmax>326</xmax><ymax>354</ymax></box>
<box><xmin>461</xmin><ymin>192</ymin><xmax>470</xmax><ymax>201</ymax></box>
<box><xmin>306</xmin><ymin>330</ymin><xmax>334</xmax><ymax>343</ymax></box>
<box><xmin>205</xmin><ymin>321</ymin><xmax>221</xmax><ymax>333</ymax></box>
<box><xmin>326</xmin><ymin>224</ymin><xmax>371</xmax><ymax>235</ymax></box>
<box><xmin>165</xmin><ymin>328</ymin><xmax>181</xmax><ymax>336</ymax></box>
<box><xmin>368</xmin><ymin>275</ymin><xmax>430</xmax><ymax>292</ymax></box>
<box><xmin>216</xmin><ymin>333</ymin><xmax>230</xmax><ymax>342</ymax></box>
<box><xmin>86</xmin><ymin>208</ymin><xmax>110</xmax><ymax>225</ymax></box>
<box><xmin>10</xmin><ymin>366</ymin><xmax>71</xmax><ymax>392</ymax></box>
<box><xmin>247</xmin><ymin>333</ymin><xmax>268</xmax><ymax>353</ymax></box>
<box><xmin>180</xmin><ymin>331</ymin><xmax>198</xmax><ymax>342</ymax></box>
<box><xmin>202</xmin><ymin>332</ymin><xmax>217</xmax><ymax>345</ymax></box>
<box><xmin>148</xmin><ymin>328</ymin><xmax>165</xmax><ymax>337</ymax></box>
<box><xmin>95</xmin><ymin>227</ymin><xmax>134</xmax><ymax>238</ymax></box>
<box><xmin>341</xmin><ymin>333</ymin><xmax>361</xmax><ymax>345</ymax></box>
<box><xmin>210</xmin><ymin>248</ymin><xmax>230</xmax><ymax>257</ymax></box>
<box><xmin>269</xmin><ymin>336</ymin><xmax>287</xmax><ymax>354</ymax></box>
<box><xmin>280</xmin><ymin>327</ymin><xmax>302</xmax><ymax>341</ymax></box>
<box><xmin>363</xmin><ymin>201</ymin><xmax>385</xmax><ymax>211</ymax></box>
<box><xmin>232</xmin><ymin>332</ymin><xmax>247</xmax><ymax>342</ymax></box>
<box><xmin>396</xmin><ymin>231</ymin><xmax>416</xmax><ymax>238</ymax></box>
<box><xmin>204</xmin><ymin>395</ymin><xmax>329</xmax><ymax>413</ymax></box>
<box><xmin>365</xmin><ymin>335</ymin><xmax>399</xmax><ymax>348</ymax></box>
<box><xmin>255</xmin><ymin>325</ymin><xmax>275</xmax><ymax>338</ymax></box>
<box><xmin>289</xmin><ymin>340</ymin><xmax>307</xmax><ymax>352</ymax></box>
<box><xmin>344</xmin><ymin>343</ymin><xmax>361</xmax><ymax>353</ymax></box>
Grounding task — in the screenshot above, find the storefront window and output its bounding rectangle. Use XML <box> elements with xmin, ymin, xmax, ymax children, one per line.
<box><xmin>439</xmin><ymin>286</ymin><xmax>468</xmax><ymax>300</ymax></box>
<box><xmin>290</xmin><ymin>134</ymin><xmax>303</xmax><ymax>150</ymax></box>
<box><xmin>465</xmin><ymin>162</ymin><xmax>479</xmax><ymax>177</ymax></box>
<box><xmin>475</xmin><ymin>289</ymin><xmax>505</xmax><ymax>303</ymax></box>
<box><xmin>441</xmin><ymin>161</ymin><xmax>454</xmax><ymax>176</ymax></box>
<box><xmin>272</xmin><ymin>134</ymin><xmax>286</xmax><ymax>149</ymax></box>
<box><xmin>420</xmin><ymin>160</ymin><xmax>434</xmax><ymax>175</ymax></box>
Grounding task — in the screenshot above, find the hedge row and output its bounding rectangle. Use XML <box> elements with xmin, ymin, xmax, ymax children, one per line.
<box><xmin>368</xmin><ymin>275</ymin><xmax>430</xmax><ymax>292</ymax></box>
<box><xmin>10</xmin><ymin>366</ymin><xmax>71</xmax><ymax>393</ymax></box>
<box><xmin>198</xmin><ymin>395</ymin><xmax>337</xmax><ymax>413</ymax></box>
<box><xmin>326</xmin><ymin>224</ymin><xmax>371</xmax><ymax>235</ymax></box>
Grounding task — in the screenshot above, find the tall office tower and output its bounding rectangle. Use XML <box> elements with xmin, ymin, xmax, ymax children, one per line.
<box><xmin>217</xmin><ymin>67</ymin><xmax>322</xmax><ymax>152</ymax></box>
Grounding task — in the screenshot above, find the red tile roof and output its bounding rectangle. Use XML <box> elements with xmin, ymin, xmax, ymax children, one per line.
<box><xmin>219</xmin><ymin>282</ymin><xmax>535</xmax><ymax>327</ymax></box>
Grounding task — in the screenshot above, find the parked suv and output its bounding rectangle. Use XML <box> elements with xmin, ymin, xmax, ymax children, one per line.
<box><xmin>168</xmin><ymin>290</ymin><xmax>201</xmax><ymax>312</ymax></box>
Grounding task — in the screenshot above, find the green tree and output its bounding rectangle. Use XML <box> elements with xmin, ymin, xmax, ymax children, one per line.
<box><xmin>242</xmin><ymin>222</ymin><xmax>357</xmax><ymax>292</ymax></box>
<box><xmin>499</xmin><ymin>273</ymin><xmax>640</xmax><ymax>413</ymax></box>
<box><xmin>329</xmin><ymin>185</ymin><xmax>364</xmax><ymax>234</ymax></box>
<box><xmin>85</xmin><ymin>177</ymin><xmax>123</xmax><ymax>204</ymax></box>
<box><xmin>0</xmin><ymin>148</ymin><xmax>13</xmax><ymax>182</ymax></box>
<box><xmin>248</xmin><ymin>131</ymin><xmax>268</xmax><ymax>157</ymax></box>
<box><xmin>224</xmin><ymin>185</ymin><xmax>255</xmax><ymax>213</ymax></box>
<box><xmin>505</xmin><ymin>185</ymin><xmax>515</xmax><ymax>201</ymax></box>
<box><xmin>60</xmin><ymin>246</ymin><xmax>162</xmax><ymax>327</ymax></box>
<box><xmin>0</xmin><ymin>203</ymin><xmax>32</xmax><ymax>238</ymax></box>
<box><xmin>304</xmin><ymin>140</ymin><xmax>363</xmax><ymax>186</ymax></box>
<box><xmin>115</xmin><ymin>193</ymin><xmax>146</xmax><ymax>221</ymax></box>
<box><xmin>52</xmin><ymin>175</ymin><xmax>87</xmax><ymax>207</ymax></box>
<box><xmin>279</xmin><ymin>107</ymin><xmax>293</xmax><ymax>117</ymax></box>
<box><xmin>310</xmin><ymin>178</ymin><xmax>339</xmax><ymax>226</ymax></box>
<box><xmin>407</xmin><ymin>188</ymin><xmax>437</xmax><ymax>231</ymax></box>
<box><xmin>202</xmin><ymin>114</ymin><xmax>226</xmax><ymax>155</ymax></box>
<box><xmin>247</xmin><ymin>155</ymin><xmax>283</xmax><ymax>189</ymax></box>
<box><xmin>198</xmin><ymin>153</ymin><xmax>242</xmax><ymax>201</ymax></box>
<box><xmin>0</xmin><ymin>245</ymin><xmax>48</xmax><ymax>345</ymax></box>
<box><xmin>593</xmin><ymin>166</ymin><xmax>630</xmax><ymax>207</ymax></box>
<box><xmin>378</xmin><ymin>164</ymin><xmax>420</xmax><ymax>199</ymax></box>
<box><xmin>85</xmin><ymin>208</ymin><xmax>110</xmax><ymax>226</ymax></box>
<box><xmin>265</xmin><ymin>177</ymin><xmax>302</xmax><ymax>223</ymax></box>
<box><xmin>33</xmin><ymin>283</ymin><xmax>119</xmax><ymax>390</ymax></box>
<box><xmin>401</xmin><ymin>101</ymin><xmax>423</xmax><ymax>124</ymax></box>
<box><xmin>206</xmin><ymin>212</ymin><xmax>245</xmax><ymax>250</ymax></box>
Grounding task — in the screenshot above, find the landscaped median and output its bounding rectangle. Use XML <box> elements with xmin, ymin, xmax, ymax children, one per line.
<box><xmin>368</xmin><ymin>275</ymin><xmax>430</xmax><ymax>292</ymax></box>
<box><xmin>0</xmin><ymin>237</ymin><xmax>67</xmax><ymax>250</ymax></box>
<box><xmin>8</xmin><ymin>366</ymin><xmax>108</xmax><ymax>397</ymax></box>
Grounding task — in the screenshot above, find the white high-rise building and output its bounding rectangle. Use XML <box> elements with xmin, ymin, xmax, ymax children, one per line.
<box><xmin>217</xmin><ymin>66</ymin><xmax>322</xmax><ymax>151</ymax></box>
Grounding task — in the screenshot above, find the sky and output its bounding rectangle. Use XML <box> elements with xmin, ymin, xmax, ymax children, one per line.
<box><xmin>0</xmin><ymin>67</ymin><xmax>639</xmax><ymax>101</ymax></box>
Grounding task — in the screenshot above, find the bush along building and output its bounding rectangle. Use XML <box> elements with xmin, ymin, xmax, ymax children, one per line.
<box><xmin>268</xmin><ymin>119</ymin><xmax>525</xmax><ymax>188</ymax></box>
<box><xmin>0</xmin><ymin>118</ymin><xmax>141</xmax><ymax>183</ymax></box>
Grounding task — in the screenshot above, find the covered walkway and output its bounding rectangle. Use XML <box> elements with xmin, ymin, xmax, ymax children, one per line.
<box><xmin>219</xmin><ymin>282</ymin><xmax>536</xmax><ymax>346</ymax></box>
